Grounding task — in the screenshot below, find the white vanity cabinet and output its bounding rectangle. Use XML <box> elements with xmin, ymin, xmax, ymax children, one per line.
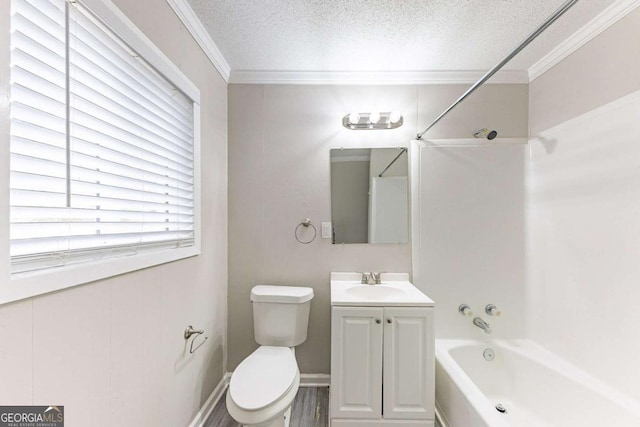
<box><xmin>330</xmin><ymin>273</ymin><xmax>435</xmax><ymax>427</ymax></box>
<box><xmin>330</xmin><ymin>306</ymin><xmax>384</xmax><ymax>420</ymax></box>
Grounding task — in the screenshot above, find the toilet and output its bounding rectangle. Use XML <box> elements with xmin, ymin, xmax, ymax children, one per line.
<box><xmin>226</xmin><ymin>285</ymin><xmax>314</xmax><ymax>427</ymax></box>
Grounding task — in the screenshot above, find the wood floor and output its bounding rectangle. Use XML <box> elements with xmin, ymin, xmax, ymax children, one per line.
<box><xmin>205</xmin><ymin>386</ymin><xmax>329</xmax><ymax>427</ymax></box>
<box><xmin>205</xmin><ymin>386</ymin><xmax>442</xmax><ymax>426</ymax></box>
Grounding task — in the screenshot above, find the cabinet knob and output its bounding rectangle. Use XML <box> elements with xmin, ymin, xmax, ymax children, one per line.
<box><xmin>375</xmin><ymin>319</ymin><xmax>381</xmax><ymax>324</ymax></box>
<box><xmin>387</xmin><ymin>318</ymin><xmax>392</xmax><ymax>324</ymax></box>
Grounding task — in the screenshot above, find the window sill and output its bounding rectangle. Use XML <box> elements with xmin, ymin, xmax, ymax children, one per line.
<box><xmin>0</xmin><ymin>246</ymin><xmax>200</xmax><ymax>306</ymax></box>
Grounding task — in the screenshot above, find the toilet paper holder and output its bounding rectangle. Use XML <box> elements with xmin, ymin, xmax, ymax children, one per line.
<box><xmin>184</xmin><ymin>325</ymin><xmax>207</xmax><ymax>354</ymax></box>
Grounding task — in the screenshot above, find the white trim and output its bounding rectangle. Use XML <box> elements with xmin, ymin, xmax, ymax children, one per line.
<box><xmin>193</xmin><ymin>103</ymin><xmax>202</xmax><ymax>256</ymax></box>
<box><xmin>186</xmin><ymin>373</ymin><xmax>329</xmax><ymax>427</ymax></box>
<box><xmin>435</xmin><ymin>400</ymin><xmax>451</xmax><ymax>427</ymax></box>
<box><xmin>0</xmin><ymin>2</ymin><xmax>9</xmax><ymax>301</ymax></box>
<box><xmin>147</xmin><ymin>0</ymin><xmax>640</xmax><ymax>86</ymax></box>
<box><xmin>229</xmin><ymin>70</ymin><xmax>529</xmax><ymax>85</ymax></box>
<box><xmin>2</xmin><ymin>247</ymin><xmax>199</xmax><ymax>305</ymax></box>
<box><xmin>80</xmin><ymin>0</ymin><xmax>200</xmax><ymax>102</ymax></box>
<box><xmin>187</xmin><ymin>373</ymin><xmax>231</xmax><ymax>427</ymax></box>
<box><xmin>528</xmin><ymin>0</ymin><xmax>640</xmax><ymax>81</ymax></box>
<box><xmin>2</xmin><ymin>0</ymin><xmax>203</xmax><ymax>306</ymax></box>
<box><xmin>330</xmin><ymin>156</ymin><xmax>371</xmax><ymax>163</ymax></box>
<box><xmin>409</xmin><ymin>139</ymin><xmax>426</xmax><ymax>291</ymax></box>
<box><xmin>299</xmin><ymin>373</ymin><xmax>331</xmax><ymax>387</ymax></box>
<box><xmin>165</xmin><ymin>0</ymin><xmax>231</xmax><ymax>82</ymax></box>
<box><xmin>420</xmin><ymin>137</ymin><xmax>528</xmax><ymax>148</ymax></box>
<box><xmin>331</xmin><ymin>420</ymin><xmax>434</xmax><ymax>426</ymax></box>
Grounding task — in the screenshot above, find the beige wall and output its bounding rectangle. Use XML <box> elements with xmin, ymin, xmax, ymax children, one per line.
<box><xmin>0</xmin><ymin>1</ymin><xmax>228</xmax><ymax>426</ymax></box>
<box><xmin>529</xmin><ymin>7</ymin><xmax>640</xmax><ymax>135</ymax></box>
<box><xmin>527</xmin><ymin>8</ymin><xmax>640</xmax><ymax>399</ymax></box>
<box><xmin>228</xmin><ymin>83</ymin><xmax>528</xmax><ymax>373</ymax></box>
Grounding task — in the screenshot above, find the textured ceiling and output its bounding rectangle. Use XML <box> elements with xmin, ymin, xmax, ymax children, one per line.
<box><xmin>186</xmin><ymin>0</ymin><xmax>614</xmax><ymax>72</ymax></box>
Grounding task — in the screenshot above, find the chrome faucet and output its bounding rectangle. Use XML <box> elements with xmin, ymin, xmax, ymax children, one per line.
<box><xmin>473</xmin><ymin>317</ymin><xmax>492</xmax><ymax>334</ymax></box>
<box><xmin>361</xmin><ymin>272</ymin><xmax>384</xmax><ymax>285</ymax></box>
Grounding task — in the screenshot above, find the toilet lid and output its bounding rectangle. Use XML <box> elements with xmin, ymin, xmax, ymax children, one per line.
<box><xmin>229</xmin><ymin>346</ymin><xmax>298</xmax><ymax>411</ymax></box>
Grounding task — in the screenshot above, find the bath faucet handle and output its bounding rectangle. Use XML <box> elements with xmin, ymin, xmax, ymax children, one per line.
<box><xmin>361</xmin><ymin>272</ymin><xmax>370</xmax><ymax>284</ymax></box>
<box><xmin>458</xmin><ymin>304</ymin><xmax>474</xmax><ymax>317</ymax></box>
<box><xmin>485</xmin><ymin>304</ymin><xmax>502</xmax><ymax>317</ymax></box>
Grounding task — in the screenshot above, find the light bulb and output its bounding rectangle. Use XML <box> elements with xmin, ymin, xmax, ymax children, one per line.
<box><xmin>369</xmin><ymin>112</ymin><xmax>381</xmax><ymax>124</ymax></box>
<box><xmin>348</xmin><ymin>112</ymin><xmax>360</xmax><ymax>125</ymax></box>
<box><xmin>389</xmin><ymin>111</ymin><xmax>402</xmax><ymax>123</ymax></box>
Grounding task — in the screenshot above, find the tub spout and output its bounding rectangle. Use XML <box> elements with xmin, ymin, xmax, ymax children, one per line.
<box><xmin>473</xmin><ymin>317</ymin><xmax>492</xmax><ymax>334</ymax></box>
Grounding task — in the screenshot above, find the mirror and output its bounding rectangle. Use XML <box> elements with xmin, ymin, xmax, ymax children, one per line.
<box><xmin>330</xmin><ymin>148</ymin><xmax>408</xmax><ymax>244</ymax></box>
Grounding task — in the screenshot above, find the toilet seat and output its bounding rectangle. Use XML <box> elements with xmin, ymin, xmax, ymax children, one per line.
<box><xmin>230</xmin><ymin>346</ymin><xmax>298</xmax><ymax>411</ymax></box>
<box><xmin>226</xmin><ymin>346</ymin><xmax>300</xmax><ymax>425</ymax></box>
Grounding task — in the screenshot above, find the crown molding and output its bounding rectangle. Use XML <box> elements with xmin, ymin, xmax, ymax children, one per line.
<box><xmin>528</xmin><ymin>0</ymin><xmax>640</xmax><ymax>81</ymax></box>
<box><xmin>163</xmin><ymin>0</ymin><xmax>524</xmax><ymax>86</ymax></box>
<box><xmin>229</xmin><ymin>70</ymin><xmax>529</xmax><ymax>85</ymax></box>
<box><xmin>165</xmin><ymin>0</ymin><xmax>231</xmax><ymax>82</ymax></box>
<box><xmin>167</xmin><ymin>0</ymin><xmax>640</xmax><ymax>86</ymax></box>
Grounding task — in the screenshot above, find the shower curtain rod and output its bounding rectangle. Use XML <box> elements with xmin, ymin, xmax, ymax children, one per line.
<box><xmin>378</xmin><ymin>148</ymin><xmax>407</xmax><ymax>177</ymax></box>
<box><xmin>416</xmin><ymin>0</ymin><xmax>579</xmax><ymax>140</ymax></box>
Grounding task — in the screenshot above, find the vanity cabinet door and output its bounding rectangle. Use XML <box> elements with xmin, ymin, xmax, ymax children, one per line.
<box><xmin>331</xmin><ymin>306</ymin><xmax>384</xmax><ymax>419</ymax></box>
<box><xmin>383</xmin><ymin>307</ymin><xmax>434</xmax><ymax>420</ymax></box>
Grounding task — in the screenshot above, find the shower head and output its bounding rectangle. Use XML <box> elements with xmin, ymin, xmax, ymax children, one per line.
<box><xmin>474</xmin><ymin>128</ymin><xmax>498</xmax><ymax>140</ymax></box>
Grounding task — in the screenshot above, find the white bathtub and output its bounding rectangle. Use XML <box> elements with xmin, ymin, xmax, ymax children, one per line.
<box><xmin>435</xmin><ymin>339</ymin><xmax>640</xmax><ymax>427</ymax></box>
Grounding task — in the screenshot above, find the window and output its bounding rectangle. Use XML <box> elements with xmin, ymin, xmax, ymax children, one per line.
<box><xmin>8</xmin><ymin>0</ymin><xmax>200</xmax><ymax>288</ymax></box>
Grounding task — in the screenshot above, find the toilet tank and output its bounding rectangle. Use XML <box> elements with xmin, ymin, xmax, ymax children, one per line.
<box><xmin>250</xmin><ymin>285</ymin><xmax>314</xmax><ymax>347</ymax></box>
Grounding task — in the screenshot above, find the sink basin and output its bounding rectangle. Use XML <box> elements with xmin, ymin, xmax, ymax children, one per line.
<box><xmin>345</xmin><ymin>285</ymin><xmax>405</xmax><ymax>300</ymax></box>
<box><xmin>330</xmin><ymin>272</ymin><xmax>434</xmax><ymax>307</ymax></box>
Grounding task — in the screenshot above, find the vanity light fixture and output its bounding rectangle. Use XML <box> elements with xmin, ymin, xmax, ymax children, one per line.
<box><xmin>343</xmin><ymin>112</ymin><xmax>404</xmax><ymax>130</ymax></box>
<box><xmin>389</xmin><ymin>111</ymin><xmax>402</xmax><ymax>124</ymax></box>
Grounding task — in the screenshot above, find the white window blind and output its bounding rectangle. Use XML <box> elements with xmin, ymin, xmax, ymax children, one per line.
<box><xmin>10</xmin><ymin>0</ymin><xmax>196</xmax><ymax>274</ymax></box>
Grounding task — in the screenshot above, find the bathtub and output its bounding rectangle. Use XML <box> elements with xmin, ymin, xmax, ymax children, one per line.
<box><xmin>435</xmin><ymin>339</ymin><xmax>640</xmax><ymax>427</ymax></box>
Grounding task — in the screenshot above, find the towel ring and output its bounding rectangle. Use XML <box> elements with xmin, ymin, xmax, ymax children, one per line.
<box><xmin>295</xmin><ymin>218</ymin><xmax>317</xmax><ymax>244</ymax></box>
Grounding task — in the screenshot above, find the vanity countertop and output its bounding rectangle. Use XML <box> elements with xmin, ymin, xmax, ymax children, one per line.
<box><xmin>331</xmin><ymin>272</ymin><xmax>434</xmax><ymax>307</ymax></box>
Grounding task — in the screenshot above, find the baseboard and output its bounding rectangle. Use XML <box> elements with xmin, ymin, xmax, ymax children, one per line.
<box><xmin>331</xmin><ymin>420</ymin><xmax>434</xmax><ymax>426</ymax></box>
<box><xmin>300</xmin><ymin>373</ymin><xmax>330</xmax><ymax>387</ymax></box>
<box><xmin>434</xmin><ymin>400</ymin><xmax>450</xmax><ymax>427</ymax></box>
<box><xmin>187</xmin><ymin>372</ymin><xmax>231</xmax><ymax>427</ymax></box>
<box><xmin>187</xmin><ymin>372</ymin><xmax>328</xmax><ymax>426</ymax></box>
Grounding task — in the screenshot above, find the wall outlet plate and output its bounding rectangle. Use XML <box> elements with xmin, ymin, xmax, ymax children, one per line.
<box><xmin>321</xmin><ymin>222</ymin><xmax>332</xmax><ymax>239</ymax></box>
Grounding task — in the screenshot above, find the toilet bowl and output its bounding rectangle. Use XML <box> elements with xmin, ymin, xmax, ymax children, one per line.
<box><xmin>226</xmin><ymin>346</ymin><xmax>300</xmax><ymax>427</ymax></box>
<box><xmin>226</xmin><ymin>285</ymin><xmax>313</xmax><ymax>427</ymax></box>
